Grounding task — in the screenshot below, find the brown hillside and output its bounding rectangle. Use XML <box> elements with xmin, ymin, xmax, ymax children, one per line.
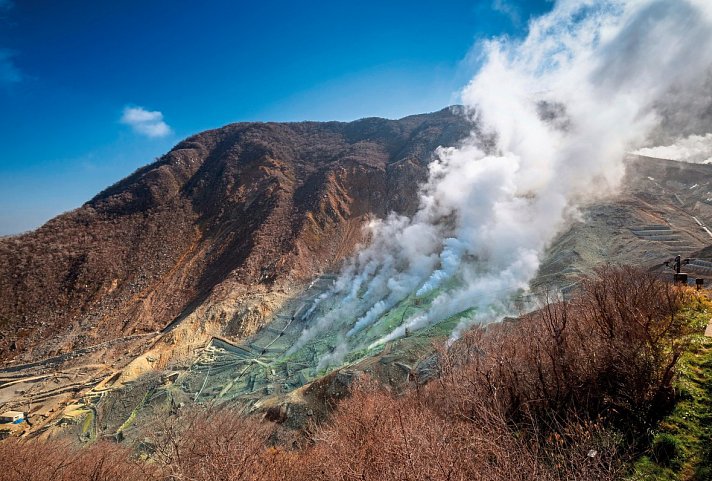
<box><xmin>0</xmin><ymin>107</ymin><xmax>472</xmax><ymax>363</ymax></box>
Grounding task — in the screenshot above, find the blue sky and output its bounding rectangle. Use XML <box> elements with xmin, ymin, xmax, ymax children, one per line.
<box><xmin>0</xmin><ymin>0</ymin><xmax>551</xmax><ymax>235</ymax></box>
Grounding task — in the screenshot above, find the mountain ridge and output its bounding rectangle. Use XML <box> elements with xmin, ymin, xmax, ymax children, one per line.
<box><xmin>0</xmin><ymin>107</ymin><xmax>473</xmax><ymax>363</ymax></box>
<box><xmin>3</xmin><ymin>108</ymin><xmax>712</xmax><ymax>441</ymax></box>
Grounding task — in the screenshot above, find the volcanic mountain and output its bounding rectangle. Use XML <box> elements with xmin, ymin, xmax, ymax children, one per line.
<box><xmin>2</xmin><ymin>107</ymin><xmax>712</xmax><ymax>440</ymax></box>
<box><xmin>0</xmin><ymin>107</ymin><xmax>473</xmax><ymax>364</ymax></box>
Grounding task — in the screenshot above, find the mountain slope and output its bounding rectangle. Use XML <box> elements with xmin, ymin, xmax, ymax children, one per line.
<box><xmin>0</xmin><ymin>107</ymin><xmax>472</xmax><ymax>363</ymax></box>
<box><xmin>3</xmin><ymin>109</ymin><xmax>712</xmax><ymax>440</ymax></box>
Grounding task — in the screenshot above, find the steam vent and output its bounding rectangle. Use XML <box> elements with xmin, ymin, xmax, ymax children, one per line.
<box><xmin>3</xmin><ymin>1</ymin><xmax>712</xmax><ymax>479</ymax></box>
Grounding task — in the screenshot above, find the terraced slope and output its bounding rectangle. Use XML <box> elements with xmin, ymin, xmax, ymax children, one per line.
<box><xmin>537</xmin><ymin>156</ymin><xmax>712</xmax><ymax>289</ymax></box>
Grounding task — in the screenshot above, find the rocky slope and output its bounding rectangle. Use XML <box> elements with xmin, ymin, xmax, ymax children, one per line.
<box><xmin>0</xmin><ymin>107</ymin><xmax>472</xmax><ymax>364</ymax></box>
<box><xmin>3</xmin><ymin>107</ymin><xmax>712</xmax><ymax>441</ymax></box>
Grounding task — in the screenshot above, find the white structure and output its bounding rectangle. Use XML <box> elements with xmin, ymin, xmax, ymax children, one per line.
<box><xmin>0</xmin><ymin>411</ymin><xmax>24</xmax><ymax>424</ymax></box>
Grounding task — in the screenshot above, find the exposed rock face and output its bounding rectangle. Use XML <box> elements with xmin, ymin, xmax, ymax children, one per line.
<box><xmin>0</xmin><ymin>108</ymin><xmax>472</xmax><ymax>362</ymax></box>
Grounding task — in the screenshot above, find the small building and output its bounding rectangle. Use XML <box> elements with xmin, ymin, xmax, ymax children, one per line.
<box><xmin>0</xmin><ymin>411</ymin><xmax>25</xmax><ymax>424</ymax></box>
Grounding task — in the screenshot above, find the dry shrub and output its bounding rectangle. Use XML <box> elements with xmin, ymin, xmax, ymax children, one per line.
<box><xmin>304</xmin><ymin>380</ymin><xmax>548</xmax><ymax>481</ymax></box>
<box><xmin>0</xmin><ymin>267</ymin><xmax>692</xmax><ymax>481</ymax></box>
<box><xmin>432</xmin><ymin>266</ymin><xmax>690</xmax><ymax>432</ymax></box>
<box><xmin>144</xmin><ymin>406</ymin><xmax>293</xmax><ymax>481</ymax></box>
<box><xmin>0</xmin><ymin>438</ymin><xmax>150</xmax><ymax>481</ymax></box>
<box><xmin>302</xmin><ymin>267</ymin><xmax>682</xmax><ymax>480</ymax></box>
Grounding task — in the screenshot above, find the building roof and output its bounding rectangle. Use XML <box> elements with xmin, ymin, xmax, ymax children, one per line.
<box><xmin>0</xmin><ymin>411</ymin><xmax>24</xmax><ymax>418</ymax></box>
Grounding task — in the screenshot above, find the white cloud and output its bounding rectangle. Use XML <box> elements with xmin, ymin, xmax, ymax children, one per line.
<box><xmin>120</xmin><ymin>106</ymin><xmax>172</xmax><ymax>138</ymax></box>
<box><xmin>492</xmin><ymin>0</ymin><xmax>522</xmax><ymax>25</ymax></box>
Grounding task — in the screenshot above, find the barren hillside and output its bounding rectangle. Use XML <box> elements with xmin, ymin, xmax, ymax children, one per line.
<box><xmin>0</xmin><ymin>107</ymin><xmax>472</xmax><ymax>363</ymax></box>
<box><xmin>2</xmin><ymin>108</ymin><xmax>712</xmax><ymax>442</ymax></box>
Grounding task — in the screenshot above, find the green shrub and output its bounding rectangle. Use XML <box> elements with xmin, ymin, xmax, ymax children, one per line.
<box><xmin>652</xmin><ymin>433</ymin><xmax>681</xmax><ymax>467</ymax></box>
<box><xmin>694</xmin><ymin>465</ymin><xmax>712</xmax><ymax>481</ymax></box>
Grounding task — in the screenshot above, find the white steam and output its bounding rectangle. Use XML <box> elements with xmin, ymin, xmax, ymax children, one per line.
<box><xmin>634</xmin><ymin>133</ymin><xmax>712</xmax><ymax>164</ymax></box>
<box><xmin>291</xmin><ymin>0</ymin><xmax>712</xmax><ymax>367</ymax></box>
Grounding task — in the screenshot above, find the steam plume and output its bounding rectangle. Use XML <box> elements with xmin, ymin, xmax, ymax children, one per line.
<box><xmin>292</xmin><ymin>0</ymin><xmax>712</xmax><ymax>366</ymax></box>
<box><xmin>634</xmin><ymin>133</ymin><xmax>712</xmax><ymax>164</ymax></box>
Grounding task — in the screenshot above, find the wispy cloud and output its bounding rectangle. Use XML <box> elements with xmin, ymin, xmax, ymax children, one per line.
<box><xmin>120</xmin><ymin>106</ymin><xmax>172</xmax><ymax>138</ymax></box>
<box><xmin>491</xmin><ymin>0</ymin><xmax>522</xmax><ymax>25</ymax></box>
<box><xmin>0</xmin><ymin>49</ymin><xmax>20</xmax><ymax>85</ymax></box>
